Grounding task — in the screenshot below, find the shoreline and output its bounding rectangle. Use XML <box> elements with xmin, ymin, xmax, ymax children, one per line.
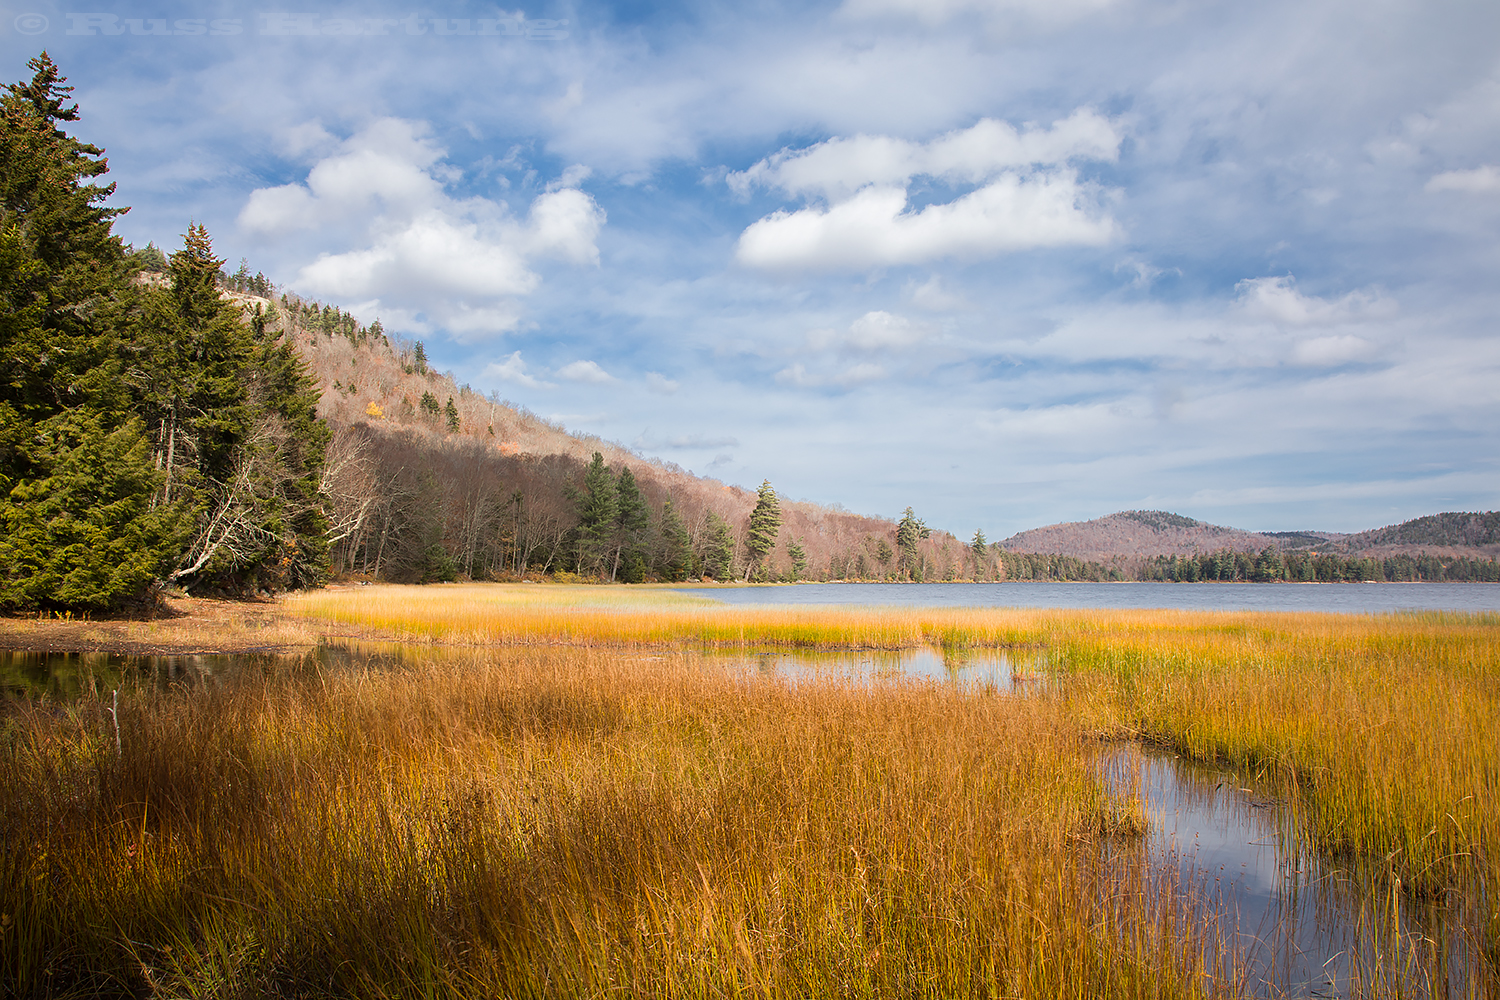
<box><xmin>0</xmin><ymin>595</ymin><xmax>321</xmax><ymax>656</ymax></box>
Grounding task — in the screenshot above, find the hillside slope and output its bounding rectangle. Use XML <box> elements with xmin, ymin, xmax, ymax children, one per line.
<box><xmin>246</xmin><ymin>291</ymin><xmax>966</xmax><ymax>583</ymax></box>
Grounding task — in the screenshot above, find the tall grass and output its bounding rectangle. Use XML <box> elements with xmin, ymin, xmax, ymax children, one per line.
<box><xmin>2</xmin><ymin>646</ymin><xmax>1234</xmax><ymax>999</ymax></box>
<box><xmin>283</xmin><ymin>583</ymin><xmax>1056</xmax><ymax>649</ymax></box>
<box><xmin>289</xmin><ymin>587</ymin><xmax>1500</xmax><ymax>946</ymax></box>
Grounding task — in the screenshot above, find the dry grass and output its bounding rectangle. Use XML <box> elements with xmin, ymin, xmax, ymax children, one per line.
<box><xmin>290</xmin><ymin>586</ymin><xmax>1500</xmax><ymax>930</ymax></box>
<box><xmin>0</xmin><ymin>646</ymin><xmax>1226</xmax><ymax>999</ymax></box>
<box><xmin>283</xmin><ymin>583</ymin><xmax>1058</xmax><ymax>649</ymax></box>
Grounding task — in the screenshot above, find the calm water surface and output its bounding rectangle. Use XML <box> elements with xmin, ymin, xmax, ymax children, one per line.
<box><xmin>681</xmin><ymin>580</ymin><xmax>1500</xmax><ymax>614</ymax></box>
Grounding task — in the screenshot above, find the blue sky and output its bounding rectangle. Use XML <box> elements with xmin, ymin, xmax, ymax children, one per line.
<box><xmin>6</xmin><ymin>0</ymin><xmax>1499</xmax><ymax>537</ymax></box>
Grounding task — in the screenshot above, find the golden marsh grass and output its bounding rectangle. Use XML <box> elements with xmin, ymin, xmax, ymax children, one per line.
<box><xmin>291</xmin><ymin>586</ymin><xmax>1500</xmax><ymax>927</ymax></box>
<box><xmin>1</xmin><ymin>646</ymin><xmax>1225</xmax><ymax>998</ymax></box>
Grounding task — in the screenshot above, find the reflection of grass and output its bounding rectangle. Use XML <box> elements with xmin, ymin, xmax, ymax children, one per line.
<box><xmin>2</xmin><ymin>647</ymin><xmax>1221</xmax><ymax>998</ymax></box>
<box><xmin>291</xmin><ymin>586</ymin><xmax>1500</xmax><ymax>945</ymax></box>
<box><xmin>1047</xmin><ymin>609</ymin><xmax>1500</xmax><ymax>908</ymax></box>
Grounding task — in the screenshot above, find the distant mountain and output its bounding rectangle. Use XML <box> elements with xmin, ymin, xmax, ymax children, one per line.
<box><xmin>998</xmin><ymin>509</ymin><xmax>1500</xmax><ymax>564</ymax></box>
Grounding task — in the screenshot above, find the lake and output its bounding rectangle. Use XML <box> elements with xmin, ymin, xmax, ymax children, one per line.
<box><xmin>681</xmin><ymin>580</ymin><xmax>1500</xmax><ymax>614</ymax></box>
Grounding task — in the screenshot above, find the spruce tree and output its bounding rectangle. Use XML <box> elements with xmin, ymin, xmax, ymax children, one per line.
<box><xmin>896</xmin><ymin>506</ymin><xmax>930</xmax><ymax>581</ymax></box>
<box><xmin>655</xmin><ymin>499</ymin><xmax>691</xmax><ymax>581</ymax></box>
<box><xmin>0</xmin><ymin>54</ymin><xmax>176</xmax><ymax>609</ymax></box>
<box><xmin>744</xmin><ymin>479</ymin><xmax>782</xmax><ymax>580</ymax></box>
<box><xmin>701</xmin><ymin>511</ymin><xmax>735</xmax><ymax>580</ymax></box>
<box><xmin>572</xmin><ymin>452</ymin><xmax>618</xmax><ymax>576</ymax></box>
<box><xmin>786</xmin><ymin>536</ymin><xmax>808</xmax><ymax>581</ymax></box>
<box><xmin>613</xmin><ymin>466</ymin><xmax>649</xmax><ymax>582</ymax></box>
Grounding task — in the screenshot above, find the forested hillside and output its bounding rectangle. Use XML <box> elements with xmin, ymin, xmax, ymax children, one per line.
<box><xmin>236</xmin><ymin>286</ymin><xmax>966</xmax><ymax>586</ymax></box>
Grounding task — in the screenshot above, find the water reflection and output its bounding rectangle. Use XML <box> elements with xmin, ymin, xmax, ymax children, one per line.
<box><xmin>0</xmin><ymin>641</ymin><xmax>415</xmax><ymax>701</ymax></box>
<box><xmin>1106</xmin><ymin>744</ymin><xmax>1491</xmax><ymax>997</ymax></box>
<box><xmin>702</xmin><ymin>645</ymin><xmax>1047</xmax><ymax>691</ymax></box>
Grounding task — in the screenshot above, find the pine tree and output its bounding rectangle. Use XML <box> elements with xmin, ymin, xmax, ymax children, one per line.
<box><xmin>613</xmin><ymin>466</ymin><xmax>649</xmax><ymax>582</ymax></box>
<box><xmin>444</xmin><ymin>396</ymin><xmax>460</xmax><ymax>432</ymax></box>
<box><xmin>744</xmin><ymin>479</ymin><xmax>781</xmax><ymax>580</ymax></box>
<box><xmin>786</xmin><ymin>536</ymin><xmax>808</xmax><ymax>581</ymax></box>
<box><xmin>571</xmin><ymin>452</ymin><xmax>618</xmax><ymax>576</ymax></box>
<box><xmin>655</xmin><ymin>499</ymin><xmax>691</xmax><ymax>581</ymax></box>
<box><xmin>970</xmin><ymin>528</ymin><xmax>988</xmax><ymax>580</ymax></box>
<box><xmin>896</xmin><ymin>507</ymin><xmax>930</xmax><ymax>581</ymax></box>
<box><xmin>0</xmin><ymin>54</ymin><xmax>172</xmax><ymax>610</ymax></box>
<box><xmin>701</xmin><ymin>511</ymin><xmax>735</xmax><ymax>580</ymax></box>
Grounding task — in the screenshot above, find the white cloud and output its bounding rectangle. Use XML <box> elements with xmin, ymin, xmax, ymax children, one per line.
<box><xmin>728</xmin><ymin>109</ymin><xmax>1119</xmax><ymax>201</ymax></box>
<box><xmin>1289</xmin><ymin>335</ymin><xmax>1376</xmax><ymax>367</ymax></box>
<box><xmin>774</xmin><ymin>361</ymin><xmax>888</xmax><ymax>388</ymax></box>
<box><xmin>644</xmin><ymin>372</ymin><xmax>680</xmax><ymax>394</ymax></box>
<box><xmin>907</xmin><ymin>275</ymin><xmax>969</xmax><ymax>311</ymax></box>
<box><xmin>483</xmin><ymin>351</ymin><xmax>553</xmax><ymax>389</ymax></box>
<box><xmin>809</xmin><ymin>310</ymin><xmax>932</xmax><ymax>353</ymax></box>
<box><xmin>738</xmin><ymin>172</ymin><xmax>1116</xmax><ymax>270</ymax></box>
<box><xmin>556</xmin><ymin>360</ymin><xmax>618</xmax><ymax>383</ymax></box>
<box><xmin>1426</xmin><ymin>166</ymin><xmax>1500</xmax><ymax>193</ymax></box>
<box><xmin>732</xmin><ymin>111</ymin><xmax>1120</xmax><ymax>271</ymax></box>
<box><xmin>240</xmin><ymin>119</ymin><xmax>604</xmax><ymax>340</ymax></box>
<box><xmin>1234</xmin><ymin>276</ymin><xmax>1396</xmax><ymax>327</ymax></box>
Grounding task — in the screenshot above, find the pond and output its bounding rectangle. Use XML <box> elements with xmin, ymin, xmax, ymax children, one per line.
<box><xmin>1106</xmin><ymin>745</ymin><xmax>1488</xmax><ymax>997</ymax></box>
<box><xmin>4</xmin><ymin>642</ymin><xmax>1489</xmax><ymax>995</ymax></box>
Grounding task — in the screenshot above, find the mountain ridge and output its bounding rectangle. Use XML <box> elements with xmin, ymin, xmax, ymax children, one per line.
<box><xmin>1000</xmin><ymin>509</ymin><xmax>1500</xmax><ymax>564</ymax></box>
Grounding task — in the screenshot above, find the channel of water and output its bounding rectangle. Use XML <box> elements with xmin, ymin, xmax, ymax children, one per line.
<box><xmin>3</xmin><ymin>643</ymin><xmax>1489</xmax><ymax>995</ymax></box>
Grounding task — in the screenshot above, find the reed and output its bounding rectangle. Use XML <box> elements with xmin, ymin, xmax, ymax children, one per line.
<box><xmin>1</xmin><ymin>645</ymin><xmax>1231</xmax><ymax>999</ymax></box>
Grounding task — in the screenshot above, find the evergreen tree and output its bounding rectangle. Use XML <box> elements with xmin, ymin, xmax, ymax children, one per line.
<box><xmin>655</xmin><ymin>499</ymin><xmax>691</xmax><ymax>582</ymax></box>
<box><xmin>613</xmin><ymin>466</ymin><xmax>649</xmax><ymax>582</ymax></box>
<box><xmin>896</xmin><ymin>506</ymin><xmax>930</xmax><ymax>580</ymax></box>
<box><xmin>133</xmin><ymin>224</ymin><xmax>328</xmax><ymax>591</ymax></box>
<box><xmin>571</xmin><ymin>452</ymin><xmax>618</xmax><ymax>575</ymax></box>
<box><xmin>744</xmin><ymin>479</ymin><xmax>782</xmax><ymax>580</ymax></box>
<box><xmin>970</xmin><ymin>529</ymin><xmax>988</xmax><ymax>580</ymax></box>
<box><xmin>0</xmin><ymin>54</ymin><xmax>175</xmax><ymax>609</ymax></box>
<box><xmin>701</xmin><ymin>511</ymin><xmax>735</xmax><ymax>580</ymax></box>
<box><xmin>786</xmin><ymin>536</ymin><xmax>808</xmax><ymax>581</ymax></box>
<box><xmin>444</xmin><ymin>396</ymin><xmax>460</xmax><ymax>432</ymax></box>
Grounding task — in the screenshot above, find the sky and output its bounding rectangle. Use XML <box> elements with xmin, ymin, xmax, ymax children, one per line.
<box><xmin>4</xmin><ymin>0</ymin><xmax>1499</xmax><ymax>538</ymax></box>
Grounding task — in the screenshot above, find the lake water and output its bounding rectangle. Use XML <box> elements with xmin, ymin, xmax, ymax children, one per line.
<box><xmin>681</xmin><ymin>580</ymin><xmax>1500</xmax><ymax>614</ymax></box>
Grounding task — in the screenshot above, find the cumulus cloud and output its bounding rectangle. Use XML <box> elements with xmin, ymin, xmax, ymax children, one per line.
<box><xmin>484</xmin><ymin>351</ymin><xmax>553</xmax><ymax>389</ymax></box>
<box><xmin>644</xmin><ymin>372</ymin><xmax>680</xmax><ymax>394</ymax></box>
<box><xmin>1426</xmin><ymin>166</ymin><xmax>1500</xmax><ymax>193</ymax></box>
<box><xmin>1234</xmin><ymin>275</ymin><xmax>1396</xmax><ymax>327</ymax></box>
<box><xmin>731</xmin><ymin>111</ymin><xmax>1120</xmax><ymax>271</ymax></box>
<box><xmin>729</xmin><ymin>109</ymin><xmax>1119</xmax><ymax>200</ymax></box>
<box><xmin>239</xmin><ymin>119</ymin><xmax>604</xmax><ymax>340</ymax></box>
<box><xmin>556</xmin><ymin>360</ymin><xmax>618</xmax><ymax>383</ymax></box>
<box><xmin>809</xmin><ymin>310</ymin><xmax>932</xmax><ymax>353</ymax></box>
